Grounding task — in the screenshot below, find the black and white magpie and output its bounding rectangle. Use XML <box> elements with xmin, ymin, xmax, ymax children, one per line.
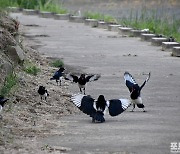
<box><xmin>65</xmin><ymin>74</ymin><xmax>101</xmax><ymax>94</ymax></box>
<box><xmin>0</xmin><ymin>96</ymin><xmax>8</xmax><ymax>113</ymax></box>
<box><xmin>71</xmin><ymin>94</ymin><xmax>131</xmax><ymax>123</ymax></box>
<box><xmin>38</xmin><ymin>86</ymin><xmax>49</xmax><ymax>101</ymax></box>
<box><xmin>124</xmin><ymin>72</ymin><xmax>151</xmax><ymax>112</ymax></box>
<box><xmin>50</xmin><ymin>67</ymin><xmax>65</xmax><ymax>86</ymax></box>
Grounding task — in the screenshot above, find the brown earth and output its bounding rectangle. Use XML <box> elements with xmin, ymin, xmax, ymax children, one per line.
<box><xmin>0</xmin><ymin>12</ymin><xmax>78</xmax><ymax>154</ymax></box>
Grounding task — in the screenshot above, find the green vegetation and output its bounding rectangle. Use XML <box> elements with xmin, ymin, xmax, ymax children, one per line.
<box><xmin>39</xmin><ymin>2</ymin><xmax>68</xmax><ymax>14</ymax></box>
<box><xmin>0</xmin><ymin>0</ymin><xmax>16</xmax><ymax>9</ymax></box>
<box><xmin>0</xmin><ymin>0</ymin><xmax>47</xmax><ymax>9</ymax></box>
<box><xmin>84</xmin><ymin>12</ymin><xmax>117</xmax><ymax>23</ymax></box>
<box><xmin>24</xmin><ymin>61</ymin><xmax>40</xmax><ymax>76</ymax></box>
<box><xmin>120</xmin><ymin>9</ymin><xmax>180</xmax><ymax>42</ymax></box>
<box><xmin>0</xmin><ymin>0</ymin><xmax>68</xmax><ymax>14</ymax></box>
<box><xmin>0</xmin><ymin>73</ymin><xmax>17</xmax><ymax>97</ymax></box>
<box><xmin>50</xmin><ymin>59</ymin><xmax>64</xmax><ymax>68</ymax></box>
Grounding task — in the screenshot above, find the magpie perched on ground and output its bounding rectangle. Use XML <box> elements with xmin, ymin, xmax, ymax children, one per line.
<box><xmin>50</xmin><ymin>67</ymin><xmax>65</xmax><ymax>86</ymax></box>
<box><xmin>65</xmin><ymin>73</ymin><xmax>100</xmax><ymax>94</ymax></box>
<box><xmin>38</xmin><ymin>86</ymin><xmax>49</xmax><ymax>101</ymax></box>
<box><xmin>124</xmin><ymin>72</ymin><xmax>151</xmax><ymax>112</ymax></box>
<box><xmin>0</xmin><ymin>96</ymin><xmax>8</xmax><ymax>113</ymax></box>
<box><xmin>71</xmin><ymin>94</ymin><xmax>131</xmax><ymax>123</ymax></box>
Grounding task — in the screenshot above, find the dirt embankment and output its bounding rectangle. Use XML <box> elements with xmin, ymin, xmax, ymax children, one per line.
<box><xmin>0</xmin><ymin>11</ymin><xmax>78</xmax><ymax>153</ymax></box>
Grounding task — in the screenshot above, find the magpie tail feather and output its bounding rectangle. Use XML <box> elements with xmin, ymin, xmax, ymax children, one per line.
<box><xmin>91</xmin><ymin>111</ymin><xmax>105</xmax><ymax>123</ymax></box>
<box><xmin>137</xmin><ymin>104</ymin><xmax>145</xmax><ymax>108</ymax></box>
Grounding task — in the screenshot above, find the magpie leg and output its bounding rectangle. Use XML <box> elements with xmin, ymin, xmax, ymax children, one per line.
<box><xmin>59</xmin><ymin>80</ymin><xmax>61</xmax><ymax>86</ymax></box>
<box><xmin>83</xmin><ymin>87</ymin><xmax>86</xmax><ymax>95</ymax></box>
<box><xmin>79</xmin><ymin>88</ymin><xmax>82</xmax><ymax>93</ymax></box>
<box><xmin>131</xmin><ymin>104</ymin><xmax>135</xmax><ymax>112</ymax></box>
<box><xmin>0</xmin><ymin>115</ymin><xmax>3</xmax><ymax>120</ymax></box>
<box><xmin>41</xmin><ymin>96</ymin><xmax>42</xmax><ymax>101</ymax></box>
<box><xmin>143</xmin><ymin>108</ymin><xmax>146</xmax><ymax>112</ymax></box>
<box><xmin>56</xmin><ymin>80</ymin><xmax>58</xmax><ymax>86</ymax></box>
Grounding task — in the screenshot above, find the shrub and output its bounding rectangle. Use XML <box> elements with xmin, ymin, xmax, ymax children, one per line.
<box><xmin>50</xmin><ymin>59</ymin><xmax>64</xmax><ymax>68</ymax></box>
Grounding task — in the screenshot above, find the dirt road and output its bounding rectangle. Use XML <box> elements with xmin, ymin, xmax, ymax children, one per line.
<box><xmin>11</xmin><ymin>12</ymin><xmax>180</xmax><ymax>154</ymax></box>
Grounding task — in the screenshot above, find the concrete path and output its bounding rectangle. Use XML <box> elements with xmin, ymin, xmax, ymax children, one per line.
<box><xmin>11</xmin><ymin>12</ymin><xmax>180</xmax><ymax>154</ymax></box>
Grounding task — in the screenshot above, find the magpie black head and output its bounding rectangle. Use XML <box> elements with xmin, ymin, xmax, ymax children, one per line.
<box><xmin>38</xmin><ymin>85</ymin><xmax>45</xmax><ymax>91</ymax></box>
<box><xmin>80</xmin><ymin>74</ymin><xmax>85</xmax><ymax>79</ymax></box>
<box><xmin>58</xmin><ymin>67</ymin><xmax>65</xmax><ymax>72</ymax></box>
<box><xmin>38</xmin><ymin>86</ymin><xmax>46</xmax><ymax>95</ymax></box>
<box><xmin>96</xmin><ymin>95</ymin><xmax>106</xmax><ymax>111</ymax></box>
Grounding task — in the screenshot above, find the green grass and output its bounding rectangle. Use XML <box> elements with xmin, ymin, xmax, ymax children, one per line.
<box><xmin>0</xmin><ymin>0</ymin><xmax>17</xmax><ymax>9</ymax></box>
<box><xmin>50</xmin><ymin>59</ymin><xmax>64</xmax><ymax>68</ymax></box>
<box><xmin>84</xmin><ymin>11</ymin><xmax>117</xmax><ymax>23</ymax></box>
<box><xmin>0</xmin><ymin>0</ymin><xmax>68</xmax><ymax>14</ymax></box>
<box><xmin>24</xmin><ymin>65</ymin><xmax>40</xmax><ymax>76</ymax></box>
<box><xmin>0</xmin><ymin>73</ymin><xmax>17</xmax><ymax>97</ymax></box>
<box><xmin>39</xmin><ymin>2</ymin><xmax>68</xmax><ymax>14</ymax></box>
<box><xmin>24</xmin><ymin>61</ymin><xmax>40</xmax><ymax>76</ymax></box>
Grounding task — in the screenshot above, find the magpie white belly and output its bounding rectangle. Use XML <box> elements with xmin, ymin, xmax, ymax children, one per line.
<box><xmin>131</xmin><ymin>97</ymin><xmax>142</xmax><ymax>104</ymax></box>
<box><xmin>78</xmin><ymin>84</ymin><xmax>85</xmax><ymax>89</ymax></box>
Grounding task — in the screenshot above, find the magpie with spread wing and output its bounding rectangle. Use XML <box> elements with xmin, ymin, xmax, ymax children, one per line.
<box><xmin>71</xmin><ymin>94</ymin><xmax>131</xmax><ymax>123</ymax></box>
<box><xmin>124</xmin><ymin>72</ymin><xmax>151</xmax><ymax>112</ymax></box>
<box><xmin>50</xmin><ymin>67</ymin><xmax>65</xmax><ymax>86</ymax></box>
<box><xmin>65</xmin><ymin>74</ymin><xmax>100</xmax><ymax>94</ymax></box>
<box><xmin>0</xmin><ymin>96</ymin><xmax>9</xmax><ymax>113</ymax></box>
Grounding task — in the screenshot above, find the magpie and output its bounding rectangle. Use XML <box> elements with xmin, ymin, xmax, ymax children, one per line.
<box><xmin>65</xmin><ymin>73</ymin><xmax>100</xmax><ymax>94</ymax></box>
<box><xmin>71</xmin><ymin>94</ymin><xmax>131</xmax><ymax>123</ymax></box>
<box><xmin>38</xmin><ymin>86</ymin><xmax>49</xmax><ymax>101</ymax></box>
<box><xmin>124</xmin><ymin>72</ymin><xmax>151</xmax><ymax>112</ymax></box>
<box><xmin>50</xmin><ymin>67</ymin><xmax>65</xmax><ymax>86</ymax></box>
<box><xmin>167</xmin><ymin>36</ymin><xmax>175</xmax><ymax>42</ymax></box>
<box><xmin>0</xmin><ymin>96</ymin><xmax>8</xmax><ymax>113</ymax></box>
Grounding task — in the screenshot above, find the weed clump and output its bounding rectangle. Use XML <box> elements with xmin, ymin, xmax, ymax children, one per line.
<box><xmin>50</xmin><ymin>59</ymin><xmax>64</xmax><ymax>68</ymax></box>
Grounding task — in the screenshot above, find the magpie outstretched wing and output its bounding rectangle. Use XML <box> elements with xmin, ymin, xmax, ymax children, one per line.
<box><xmin>124</xmin><ymin>72</ymin><xmax>138</xmax><ymax>92</ymax></box>
<box><xmin>71</xmin><ymin>94</ymin><xmax>96</xmax><ymax>116</ymax></box>
<box><xmin>65</xmin><ymin>74</ymin><xmax>79</xmax><ymax>83</ymax></box>
<box><xmin>107</xmin><ymin>99</ymin><xmax>131</xmax><ymax>116</ymax></box>
<box><xmin>71</xmin><ymin>94</ymin><xmax>105</xmax><ymax>122</ymax></box>
<box><xmin>86</xmin><ymin>74</ymin><xmax>101</xmax><ymax>82</ymax></box>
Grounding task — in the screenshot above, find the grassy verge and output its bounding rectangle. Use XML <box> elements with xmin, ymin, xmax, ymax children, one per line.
<box><xmin>84</xmin><ymin>11</ymin><xmax>117</xmax><ymax>23</ymax></box>
<box><xmin>39</xmin><ymin>2</ymin><xmax>68</xmax><ymax>14</ymax></box>
<box><xmin>120</xmin><ymin>9</ymin><xmax>180</xmax><ymax>42</ymax></box>
<box><xmin>0</xmin><ymin>0</ymin><xmax>68</xmax><ymax>14</ymax></box>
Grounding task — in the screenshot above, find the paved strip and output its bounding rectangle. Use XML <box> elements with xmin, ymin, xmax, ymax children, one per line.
<box><xmin>11</xmin><ymin>12</ymin><xmax>180</xmax><ymax>154</ymax></box>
